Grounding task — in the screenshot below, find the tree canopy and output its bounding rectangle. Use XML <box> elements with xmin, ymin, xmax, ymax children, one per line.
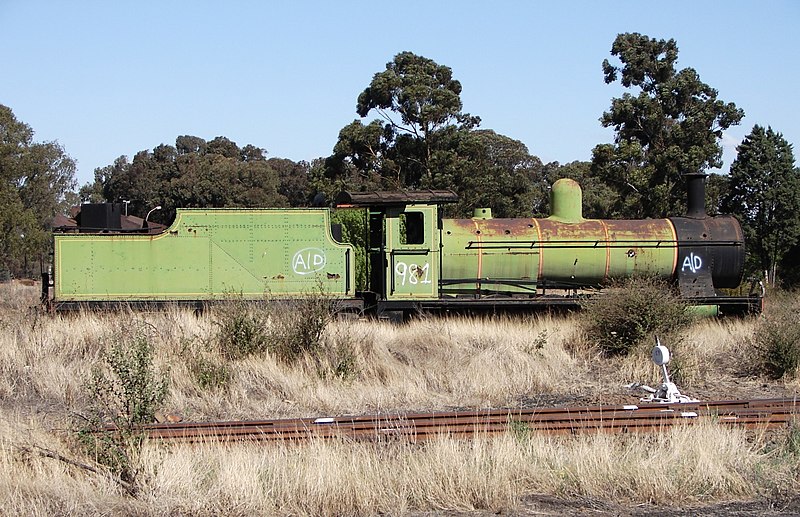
<box><xmin>722</xmin><ymin>125</ymin><xmax>800</xmax><ymax>285</ymax></box>
<box><xmin>82</xmin><ymin>136</ymin><xmax>312</xmax><ymax>224</ymax></box>
<box><xmin>326</xmin><ymin>52</ymin><xmax>479</xmax><ymax>191</ymax></box>
<box><xmin>325</xmin><ymin>51</ymin><xmax>545</xmax><ymax>217</ymax></box>
<box><xmin>591</xmin><ymin>33</ymin><xmax>744</xmax><ymax>218</ymax></box>
<box><xmin>443</xmin><ymin>129</ymin><xmax>546</xmax><ymax>218</ymax></box>
<box><xmin>0</xmin><ymin>104</ymin><xmax>76</xmax><ymax>278</ymax></box>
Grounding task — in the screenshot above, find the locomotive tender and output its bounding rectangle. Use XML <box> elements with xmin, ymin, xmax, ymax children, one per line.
<box><xmin>45</xmin><ymin>174</ymin><xmax>761</xmax><ymax>315</ymax></box>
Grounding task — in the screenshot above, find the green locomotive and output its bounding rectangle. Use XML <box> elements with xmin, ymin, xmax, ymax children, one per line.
<box><xmin>45</xmin><ymin>175</ymin><xmax>761</xmax><ymax>315</ymax></box>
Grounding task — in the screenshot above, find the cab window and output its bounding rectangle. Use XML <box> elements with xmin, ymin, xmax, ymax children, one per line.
<box><xmin>399</xmin><ymin>212</ymin><xmax>424</xmax><ymax>245</ymax></box>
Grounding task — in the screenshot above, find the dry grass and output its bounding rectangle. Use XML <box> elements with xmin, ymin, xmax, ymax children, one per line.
<box><xmin>155</xmin><ymin>312</ymin><xmax>586</xmax><ymax>420</ymax></box>
<box><xmin>1</xmin><ymin>283</ymin><xmax>799</xmax><ymax>515</ymax></box>
<box><xmin>141</xmin><ymin>423</ymin><xmax>777</xmax><ymax>515</ymax></box>
<box><xmin>4</xmin><ymin>417</ymin><xmax>797</xmax><ymax>516</ymax></box>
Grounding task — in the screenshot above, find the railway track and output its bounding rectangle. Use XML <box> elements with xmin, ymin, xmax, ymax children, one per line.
<box><xmin>125</xmin><ymin>397</ymin><xmax>800</xmax><ymax>445</ymax></box>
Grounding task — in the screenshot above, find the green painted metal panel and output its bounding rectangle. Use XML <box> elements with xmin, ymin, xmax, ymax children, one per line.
<box><xmin>537</xmin><ymin>218</ymin><xmax>677</xmax><ymax>284</ymax></box>
<box><xmin>440</xmin><ymin>216</ymin><xmax>678</xmax><ymax>295</ymax></box>
<box><xmin>53</xmin><ymin>208</ymin><xmax>354</xmax><ymax>301</ymax></box>
<box><xmin>548</xmin><ymin>178</ymin><xmax>585</xmax><ymax>223</ymax></box>
<box><xmin>385</xmin><ymin>205</ymin><xmax>439</xmax><ymax>300</ymax></box>
<box><xmin>600</xmin><ymin>220</ymin><xmax>677</xmax><ymax>279</ymax></box>
<box><xmin>440</xmin><ymin>218</ymin><xmax>538</xmax><ymax>295</ymax></box>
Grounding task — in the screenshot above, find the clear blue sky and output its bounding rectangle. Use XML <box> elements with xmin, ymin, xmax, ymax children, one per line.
<box><xmin>3</xmin><ymin>1</ymin><xmax>799</xmax><ymax>186</ymax></box>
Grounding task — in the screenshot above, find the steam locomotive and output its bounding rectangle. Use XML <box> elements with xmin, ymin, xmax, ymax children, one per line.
<box><xmin>44</xmin><ymin>173</ymin><xmax>762</xmax><ymax>316</ymax></box>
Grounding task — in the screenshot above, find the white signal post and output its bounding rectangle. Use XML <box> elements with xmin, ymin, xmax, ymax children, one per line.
<box><xmin>640</xmin><ymin>336</ymin><xmax>698</xmax><ymax>404</ymax></box>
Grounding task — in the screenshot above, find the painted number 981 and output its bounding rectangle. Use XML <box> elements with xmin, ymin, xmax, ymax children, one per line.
<box><xmin>395</xmin><ymin>261</ymin><xmax>431</xmax><ymax>286</ymax></box>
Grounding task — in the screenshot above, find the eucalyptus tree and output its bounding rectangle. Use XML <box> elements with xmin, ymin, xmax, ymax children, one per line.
<box><xmin>0</xmin><ymin>104</ymin><xmax>76</xmax><ymax>278</ymax></box>
<box><xmin>326</xmin><ymin>51</ymin><xmax>480</xmax><ymax>190</ymax></box>
<box><xmin>325</xmin><ymin>51</ymin><xmax>546</xmax><ymax>217</ymax></box>
<box><xmin>591</xmin><ymin>33</ymin><xmax>744</xmax><ymax>218</ymax></box>
<box><xmin>446</xmin><ymin>129</ymin><xmax>545</xmax><ymax>218</ymax></box>
<box><xmin>85</xmin><ymin>136</ymin><xmax>289</xmax><ymax>225</ymax></box>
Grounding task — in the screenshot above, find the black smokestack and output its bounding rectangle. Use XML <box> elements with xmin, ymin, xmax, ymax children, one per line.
<box><xmin>684</xmin><ymin>172</ymin><xmax>707</xmax><ymax>218</ymax></box>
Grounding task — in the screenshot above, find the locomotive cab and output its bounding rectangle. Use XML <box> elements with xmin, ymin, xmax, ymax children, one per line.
<box><xmin>335</xmin><ymin>191</ymin><xmax>456</xmax><ymax>317</ymax></box>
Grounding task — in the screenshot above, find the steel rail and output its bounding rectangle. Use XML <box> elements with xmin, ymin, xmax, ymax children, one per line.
<box><xmin>111</xmin><ymin>397</ymin><xmax>799</xmax><ymax>444</ymax></box>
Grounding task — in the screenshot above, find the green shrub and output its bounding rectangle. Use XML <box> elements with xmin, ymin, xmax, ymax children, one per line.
<box><xmin>581</xmin><ymin>276</ymin><xmax>692</xmax><ymax>356</ymax></box>
<box><xmin>753</xmin><ymin>293</ymin><xmax>800</xmax><ymax>379</ymax></box>
<box><xmin>524</xmin><ymin>329</ymin><xmax>548</xmax><ymax>355</ymax></box>
<box><xmin>189</xmin><ymin>353</ymin><xmax>232</xmax><ymax>390</ymax></box>
<box><xmin>212</xmin><ymin>297</ymin><xmax>270</xmax><ymax>360</ymax></box>
<box><xmin>314</xmin><ymin>339</ymin><xmax>359</xmax><ymax>381</ymax></box>
<box><xmin>211</xmin><ymin>285</ymin><xmax>340</xmax><ymax>366</ymax></box>
<box><xmin>508</xmin><ymin>419</ymin><xmax>532</xmax><ymax>442</ymax></box>
<box><xmin>85</xmin><ymin>330</ymin><xmax>168</xmax><ymax>427</ymax></box>
<box><xmin>78</xmin><ymin>327</ymin><xmax>168</xmax><ymax>495</ymax></box>
<box><xmin>331</xmin><ymin>207</ymin><xmax>367</xmax><ymax>291</ymax></box>
<box><xmin>267</xmin><ymin>286</ymin><xmax>340</xmax><ymax>364</ymax></box>
<box><xmin>330</xmin><ymin>343</ymin><xmax>359</xmax><ymax>380</ymax></box>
